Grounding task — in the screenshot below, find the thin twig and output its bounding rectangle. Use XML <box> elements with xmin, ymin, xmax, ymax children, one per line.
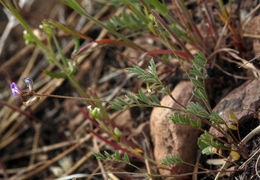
<box><xmin>0</xmin><ymin>99</ymin><xmax>35</xmax><ymax>120</ymax></box>
<box><xmin>239</xmin><ymin>148</ymin><xmax>260</xmax><ymax>170</ymax></box>
<box><xmin>241</xmin><ymin>3</ymin><xmax>260</xmax><ymax>26</ymax></box>
<box><xmin>214</xmin><ymin>63</ymin><xmax>251</xmax><ymax>80</ymax></box>
<box><xmin>192</xmin><ymin>150</ymin><xmax>201</xmax><ymax>180</ymax></box>
<box><xmin>255</xmin><ymin>153</ymin><xmax>260</xmax><ymax>178</ymax></box>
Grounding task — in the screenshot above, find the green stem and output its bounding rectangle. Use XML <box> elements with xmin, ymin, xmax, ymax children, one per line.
<box><xmin>168</xmin><ymin>93</ymin><xmax>186</xmax><ymax>109</ymax></box>
<box><xmin>218</xmin><ymin>0</ymin><xmax>229</xmax><ymax>19</ymax></box>
<box><xmin>60</xmin><ymin>0</ymin><xmax>146</xmax><ymax>51</ymax></box>
<box><xmin>121</xmin><ymin>0</ymin><xmax>148</xmax><ymax>23</ymax></box>
<box><xmin>49</xmin><ymin>32</ymin><xmax>109</xmax><ymax>119</ymax></box>
<box><xmin>33</xmin><ymin>93</ymin><xmax>106</xmax><ymax>102</ymax></box>
<box><xmin>52</xmin><ymin>35</ymin><xmax>69</xmax><ymax>67</ymax></box>
<box><xmin>202</xmin><ymin>70</ymin><xmax>212</xmax><ymax>113</ymax></box>
<box><xmin>95</xmin><ymin>118</ymin><xmax>113</xmax><ymax>135</ymax></box>
<box><xmin>128</xmin><ymin>104</ymin><xmax>185</xmax><ymax>112</ymax></box>
<box><xmin>222</xmin><ymin>120</ymin><xmax>240</xmax><ymax>144</ymax></box>
<box><xmin>46</xmin><ymin>36</ymin><xmax>56</xmax><ymax>63</ymax></box>
<box><xmin>67</xmin><ymin>75</ymin><xmax>109</xmax><ymax>119</ymax></box>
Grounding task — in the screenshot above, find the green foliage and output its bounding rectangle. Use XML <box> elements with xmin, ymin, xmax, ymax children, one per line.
<box><xmin>60</xmin><ymin>0</ymin><xmax>86</xmax><ymax>16</ymax></box>
<box><xmin>109</xmin><ymin>0</ymin><xmax>168</xmax><ymax>15</ymax></box>
<box><xmin>147</xmin><ymin>0</ymin><xmax>168</xmax><ymax>14</ymax></box>
<box><xmin>42</xmin><ymin>22</ymin><xmax>55</xmax><ymax>36</ymax></box>
<box><xmin>198</xmin><ymin>131</ymin><xmax>225</xmax><ymax>155</ymax></box>
<box><xmin>136</xmin><ymin>89</ymin><xmax>150</xmax><ymax>104</ymax></box>
<box><xmin>171</xmin><ymin>25</ymin><xmax>191</xmax><ymax>43</ymax></box>
<box><xmin>189</xmin><ymin>52</ymin><xmax>209</xmax><ymax>107</ymax></box>
<box><xmin>115</xmin><ymin>97</ymin><xmax>130</xmax><ymax>106</ymax></box>
<box><xmin>150</xmin><ymin>94</ymin><xmax>160</xmax><ymax>105</ymax></box>
<box><xmin>125</xmin><ymin>94</ymin><xmax>139</xmax><ymax>104</ymax></box>
<box><xmin>109</xmin><ymin>102</ymin><xmax>124</xmax><ymax>110</ymax></box>
<box><xmin>106</xmin><ymin>12</ymin><xmax>147</xmax><ymax>31</ymax></box>
<box><xmin>52</xmin><ymin>35</ymin><xmax>69</xmax><ymax>68</ymax></box>
<box><xmin>4</xmin><ymin>0</ymin><xmax>246</xmax><ymax>174</ymax></box>
<box><xmin>109</xmin><ymin>89</ymin><xmax>161</xmax><ymax>110</ymax></box>
<box><xmin>93</xmin><ymin>152</ymin><xmax>106</xmax><ymax>160</ymax></box>
<box><xmin>123</xmin><ymin>153</ymin><xmax>130</xmax><ymax>164</ymax></box>
<box><xmin>23</xmin><ymin>31</ymin><xmax>36</xmax><ymax>45</ymax></box>
<box><xmin>72</xmin><ymin>36</ymin><xmax>80</xmax><ymax>55</ymax></box>
<box><xmin>210</xmin><ymin>112</ymin><xmax>225</xmax><ymax>124</ymax></box>
<box><xmin>169</xmin><ymin>113</ymin><xmax>201</xmax><ymax>128</ymax></box>
<box><xmin>107</xmin><ymin>0</ymin><xmax>149</xmax><ymax>31</ymax></box>
<box><xmin>193</xmin><ymin>52</ymin><xmax>207</xmax><ymax>69</ymax></box>
<box><xmin>161</xmin><ymin>155</ymin><xmax>183</xmax><ymax>165</ymax></box>
<box><xmin>94</xmin><ymin>151</ymin><xmax>130</xmax><ymax>165</ymax></box>
<box><xmin>190</xmin><ymin>77</ymin><xmax>203</xmax><ymax>88</ymax></box>
<box><xmin>186</xmin><ymin>102</ymin><xmax>209</xmax><ymax>118</ymax></box>
<box><xmin>109</xmin><ymin>0</ymin><xmax>143</xmax><ymax>7</ymax></box>
<box><xmin>190</xmin><ymin>68</ymin><xmax>203</xmax><ymax>78</ymax></box>
<box><xmin>192</xmin><ymin>88</ymin><xmax>207</xmax><ymax>103</ymax></box>
<box><xmin>110</xmin><ymin>59</ymin><xmax>163</xmax><ymax>110</ymax></box>
<box><xmin>201</xmin><ymin>146</ymin><xmax>215</xmax><ymax>155</ymax></box>
<box><xmin>43</xmin><ymin>70</ymin><xmax>67</xmax><ymax>79</ymax></box>
<box><xmin>89</xmin><ymin>107</ymin><xmax>102</xmax><ymax>119</ymax></box>
<box><xmin>229</xmin><ymin>110</ymin><xmax>238</xmax><ymax>122</ymax></box>
<box><xmin>114</xmin><ymin>127</ymin><xmax>122</xmax><ymax>140</ymax></box>
<box><xmin>127</xmin><ymin>59</ymin><xmax>162</xmax><ymax>90</ymax></box>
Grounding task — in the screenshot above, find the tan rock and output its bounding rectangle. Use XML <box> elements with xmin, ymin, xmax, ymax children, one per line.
<box><xmin>150</xmin><ymin>81</ymin><xmax>201</xmax><ymax>178</ymax></box>
<box><xmin>209</xmin><ymin>79</ymin><xmax>260</xmax><ymax>137</ymax></box>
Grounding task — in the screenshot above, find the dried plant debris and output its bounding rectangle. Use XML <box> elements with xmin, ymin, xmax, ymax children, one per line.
<box><xmin>1</xmin><ymin>0</ymin><xmax>260</xmax><ymax>179</ymax></box>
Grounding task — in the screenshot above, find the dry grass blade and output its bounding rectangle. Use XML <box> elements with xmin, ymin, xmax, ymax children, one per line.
<box><xmin>0</xmin><ymin>45</ymin><xmax>34</xmax><ymax>72</ymax></box>
<box><xmin>1</xmin><ymin>0</ymin><xmax>260</xmax><ymax>179</ymax></box>
<box><xmin>93</xmin><ymin>137</ymin><xmax>108</xmax><ymax>180</ymax></box>
<box><xmin>20</xmin><ymin>132</ymin><xmax>93</xmax><ymax>179</ymax></box>
<box><xmin>255</xmin><ymin>152</ymin><xmax>260</xmax><ymax>178</ymax></box>
<box><xmin>2</xmin><ymin>162</ymin><xmax>45</xmax><ymax>179</ymax></box>
<box><xmin>29</xmin><ymin>123</ymin><xmax>41</xmax><ymax>166</ymax></box>
<box><xmin>61</xmin><ymin>143</ymin><xmax>104</xmax><ymax>176</ymax></box>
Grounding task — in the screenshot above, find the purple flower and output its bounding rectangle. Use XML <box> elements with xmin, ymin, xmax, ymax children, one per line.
<box><xmin>10</xmin><ymin>82</ymin><xmax>21</xmax><ymax>97</ymax></box>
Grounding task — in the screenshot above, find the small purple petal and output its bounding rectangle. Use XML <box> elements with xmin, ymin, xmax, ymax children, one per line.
<box><xmin>22</xmin><ymin>78</ymin><xmax>33</xmax><ymax>91</ymax></box>
<box><xmin>10</xmin><ymin>82</ymin><xmax>21</xmax><ymax>96</ymax></box>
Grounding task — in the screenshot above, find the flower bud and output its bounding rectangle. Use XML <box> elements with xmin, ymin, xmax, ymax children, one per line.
<box><xmin>68</xmin><ymin>61</ymin><xmax>77</xmax><ymax>75</ymax></box>
<box><xmin>42</xmin><ymin>23</ymin><xmax>55</xmax><ymax>36</ymax></box>
<box><xmin>89</xmin><ymin>107</ymin><xmax>101</xmax><ymax>119</ymax></box>
<box><xmin>23</xmin><ymin>30</ymin><xmax>35</xmax><ymax>45</ymax></box>
<box><xmin>22</xmin><ymin>78</ymin><xmax>33</xmax><ymax>91</ymax></box>
<box><xmin>114</xmin><ymin>127</ymin><xmax>122</xmax><ymax>141</ymax></box>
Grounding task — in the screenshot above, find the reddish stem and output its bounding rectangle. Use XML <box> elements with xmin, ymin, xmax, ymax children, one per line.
<box><xmin>90</xmin><ymin>129</ymin><xmax>144</xmax><ymax>161</ymax></box>
<box><xmin>0</xmin><ymin>98</ymin><xmax>36</xmax><ymax>120</ymax></box>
